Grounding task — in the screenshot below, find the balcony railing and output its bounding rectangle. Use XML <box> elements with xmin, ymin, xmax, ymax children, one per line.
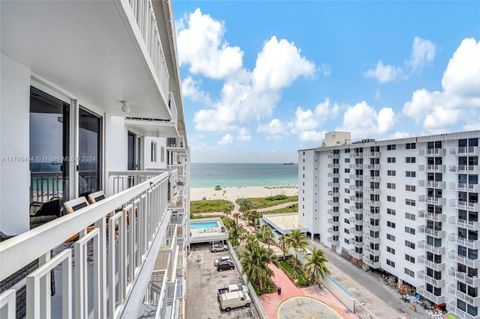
<box><xmin>417</xmin><ymin>287</ymin><xmax>446</xmax><ymax>304</ymax></box>
<box><xmin>456</xmin><ymin>165</ymin><xmax>480</xmax><ymax>174</ymax></box>
<box><xmin>451</xmin><ymin>200</ymin><xmax>480</xmax><ymax>211</ymax></box>
<box><xmin>0</xmin><ymin>171</ymin><xmax>172</xmax><ymax>318</ymax></box>
<box><xmin>124</xmin><ymin>0</ymin><xmax>169</xmax><ymax>101</ymax></box>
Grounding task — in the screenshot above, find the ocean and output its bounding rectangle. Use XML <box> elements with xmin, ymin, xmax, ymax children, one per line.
<box><xmin>190</xmin><ymin>163</ymin><xmax>298</xmax><ymax>188</ymax></box>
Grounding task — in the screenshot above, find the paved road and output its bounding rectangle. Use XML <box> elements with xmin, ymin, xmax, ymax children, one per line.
<box><xmin>309</xmin><ymin>240</ymin><xmax>428</xmax><ymax>319</ymax></box>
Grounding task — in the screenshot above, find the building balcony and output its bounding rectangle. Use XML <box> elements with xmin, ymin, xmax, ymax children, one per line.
<box><xmin>328</xmin><ymin>200</ymin><xmax>340</xmax><ymax>207</ymax></box>
<box><xmin>2</xmin><ymin>0</ymin><xmax>173</xmax><ymax>120</ymax></box>
<box><xmin>453</xmin><ymin>253</ymin><xmax>480</xmax><ymax>269</ymax></box>
<box><xmin>0</xmin><ymin>170</ymin><xmax>176</xmax><ymax>319</ymax></box>
<box><xmin>422</xmin><ymin>164</ymin><xmax>446</xmax><ymax>173</ymax></box>
<box><xmin>416</xmin><ymin>287</ymin><xmax>446</xmax><ymax>305</ymax></box>
<box><xmin>424</xmin><ymin>275</ymin><xmax>446</xmax><ymax>288</ymax></box>
<box><xmin>419</xmin><ymin>148</ymin><xmax>446</xmax><ymax>156</ymax></box>
<box><xmin>419</xmin><ymin>196</ymin><xmax>446</xmax><ymax>206</ymax></box>
<box><xmin>349</xmin><ymin>227</ymin><xmax>363</xmax><ymax>237</ymax></box>
<box><xmin>364</xmin><ymin>223</ymin><xmax>381</xmax><ymax>232</ymax></box>
<box><xmin>327</xmin><ymin>182</ymin><xmax>340</xmax><ymax>188</ymax></box>
<box><xmin>364</xmin><ymin>164</ymin><xmax>381</xmax><ymax>170</ymax></box>
<box><xmin>350</xmin><ymin>152</ymin><xmax>364</xmax><ymax>159</ymax></box>
<box><xmin>364</xmin><ymin>187</ymin><xmax>380</xmax><ymax>194</ymax></box>
<box><xmin>366</xmin><ymin>236</ymin><xmax>381</xmax><ymax>244</ymax></box>
<box><xmin>366</xmin><ymin>151</ymin><xmax>381</xmax><ymax>158</ymax></box>
<box><xmin>425</xmin><ymin>260</ymin><xmax>446</xmax><ymax>272</ymax></box>
<box><xmin>425</xmin><ymin>244</ymin><xmax>445</xmax><ymax>255</ymax></box>
<box><xmin>364</xmin><ymin>199</ymin><xmax>381</xmax><ymax>206</ymax></box>
<box><xmin>328</xmin><ymin>153</ymin><xmax>341</xmax><ymax>159</ymax></box>
<box><xmin>425</xmin><ymin>228</ymin><xmax>446</xmax><ymax>238</ymax></box>
<box><xmin>327</xmin><ymin>209</ymin><xmax>339</xmax><ymax>216</ymax></box>
<box><xmin>349</xmin><ymin>163</ymin><xmax>364</xmax><ymax>170</ymax></box>
<box><xmin>453</xmin><ymin>146</ymin><xmax>480</xmax><ymax>156</ymax></box>
<box><xmin>327</xmin><ymin>227</ymin><xmax>339</xmax><ymax>236</ymax></box>
<box><xmin>454</xmin><ymin>218</ymin><xmax>480</xmax><ymax>231</ymax></box>
<box><xmin>425</xmin><ymin>212</ymin><xmax>446</xmax><ymax>222</ymax></box>
<box><xmin>451</xmin><ymin>268</ymin><xmax>480</xmax><ymax>286</ymax></box>
<box><xmin>456</xmin><ymin>165</ymin><xmax>480</xmax><ymax>174</ymax></box>
<box><xmin>349</xmin><ymin>184</ymin><xmax>363</xmax><ymax>191</ymax></box>
<box><xmin>328</xmin><ymin>172</ymin><xmax>340</xmax><ymax>179</ymax></box>
<box><xmin>350</xmin><ymin>196</ymin><xmax>364</xmax><ymax>204</ymax></box>
<box><xmin>327</xmin><ymin>163</ymin><xmax>340</xmax><ymax>169</ymax></box>
<box><xmin>457</xmin><ymin>237</ymin><xmax>480</xmax><ymax>249</ymax></box>
<box><xmin>447</xmin><ymin>301</ymin><xmax>479</xmax><ymax>319</ymax></box>
<box><xmin>451</xmin><ymin>200</ymin><xmax>480</xmax><ymax>211</ymax></box>
<box><xmin>349</xmin><ymin>174</ymin><xmax>364</xmax><ymax>180</ymax></box>
<box><xmin>420</xmin><ymin>180</ymin><xmax>446</xmax><ymax>189</ymax></box>
<box><xmin>448</xmin><ymin>285</ymin><xmax>480</xmax><ymax>307</ymax></box>
<box><xmin>362</xmin><ymin>257</ymin><xmax>380</xmax><ymax>269</ymax></box>
<box><xmin>363</xmin><ymin>176</ymin><xmax>381</xmax><ymax>183</ymax></box>
<box><xmin>363</xmin><ymin>245</ymin><xmax>380</xmax><ymax>256</ymax></box>
<box><xmin>455</xmin><ymin>183</ymin><xmax>480</xmax><ymax>192</ymax></box>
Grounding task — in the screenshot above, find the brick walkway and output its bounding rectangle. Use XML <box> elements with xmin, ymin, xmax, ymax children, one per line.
<box><xmin>259</xmin><ymin>264</ymin><xmax>357</xmax><ymax>319</ymax></box>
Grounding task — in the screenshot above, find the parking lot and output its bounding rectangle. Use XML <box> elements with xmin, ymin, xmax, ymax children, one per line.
<box><xmin>186</xmin><ymin>243</ymin><xmax>259</xmax><ymax>319</ymax></box>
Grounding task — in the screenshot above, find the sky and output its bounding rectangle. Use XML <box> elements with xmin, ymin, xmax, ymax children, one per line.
<box><xmin>172</xmin><ymin>1</ymin><xmax>480</xmax><ymax>163</ymax></box>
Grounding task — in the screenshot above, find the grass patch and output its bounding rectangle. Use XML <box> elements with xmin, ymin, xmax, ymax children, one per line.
<box><xmin>263</xmin><ymin>203</ymin><xmax>298</xmax><ymax>215</ymax></box>
<box><xmin>235</xmin><ymin>195</ymin><xmax>298</xmax><ymax>209</ymax></box>
<box><xmin>190</xmin><ymin>213</ymin><xmax>225</xmax><ymax>220</ymax></box>
<box><xmin>190</xmin><ymin>199</ymin><xmax>233</xmax><ymax>214</ymax></box>
<box><xmin>277</xmin><ymin>257</ymin><xmax>310</xmax><ymax>287</ymax></box>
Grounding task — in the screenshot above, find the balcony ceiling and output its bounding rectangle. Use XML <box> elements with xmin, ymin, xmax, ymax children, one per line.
<box><xmin>125</xmin><ymin>119</ymin><xmax>179</xmax><ymax>138</ymax></box>
<box><xmin>1</xmin><ymin>1</ymin><xmax>170</xmax><ymax>119</ymax></box>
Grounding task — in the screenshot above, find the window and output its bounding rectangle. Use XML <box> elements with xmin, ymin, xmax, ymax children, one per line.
<box><xmin>405</xmin><ymin>226</ymin><xmax>416</xmax><ymax>235</ymax></box>
<box><xmin>387</xmin><ymin>144</ymin><xmax>396</xmax><ymax>151</ymax></box>
<box><xmin>387</xmin><ymin>157</ymin><xmax>396</xmax><ymax>163</ymax></box>
<box><xmin>387</xmin><ymin>234</ymin><xmax>396</xmax><ymax>241</ymax></box>
<box><xmin>405</xmin><ymin>254</ymin><xmax>416</xmax><ymax>263</ymax></box>
<box><xmin>387</xmin><ymin>170</ymin><xmax>396</xmax><ymax>176</ymax></box>
<box><xmin>387</xmin><ymin>246</ymin><xmax>395</xmax><ymax>254</ymax></box>
<box><xmin>387</xmin><ymin>208</ymin><xmax>396</xmax><ymax>215</ymax></box>
<box><xmin>387</xmin><ymin>183</ymin><xmax>396</xmax><ymax>189</ymax></box>
<box><xmin>404</xmin><ymin>268</ymin><xmax>415</xmax><ymax>278</ymax></box>
<box><xmin>405</xmin><ymin>212</ymin><xmax>416</xmax><ymax>221</ymax></box>
<box><xmin>151</xmin><ymin>141</ymin><xmax>157</xmax><ymax>162</ymax></box>
<box><xmin>345</xmin><ymin>168</ymin><xmax>350</xmax><ymax>173</ymax></box>
<box><xmin>405</xmin><ymin>240</ymin><xmax>416</xmax><ymax>249</ymax></box>
<box><xmin>406</xmin><ymin>143</ymin><xmax>416</xmax><ymax>149</ymax></box>
<box><xmin>387</xmin><ymin>221</ymin><xmax>396</xmax><ymax>228</ymax></box>
<box><xmin>406</xmin><ymin>157</ymin><xmax>416</xmax><ymax>163</ymax></box>
<box><xmin>406</xmin><ymin>171</ymin><xmax>416</xmax><ymax>178</ymax></box>
<box><xmin>160</xmin><ymin>146</ymin><xmax>165</xmax><ymax>162</ymax></box>
<box><xmin>405</xmin><ymin>185</ymin><xmax>416</xmax><ymax>192</ymax></box>
<box><xmin>406</xmin><ymin>199</ymin><xmax>416</xmax><ymax>206</ymax></box>
<box><xmin>387</xmin><ymin>195</ymin><xmax>396</xmax><ymax>202</ymax></box>
<box><xmin>386</xmin><ymin>259</ymin><xmax>395</xmax><ymax>267</ymax></box>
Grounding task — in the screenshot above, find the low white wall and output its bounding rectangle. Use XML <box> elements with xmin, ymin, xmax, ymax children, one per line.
<box><xmin>143</xmin><ymin>136</ymin><xmax>167</xmax><ymax>170</ymax></box>
<box><xmin>324</xmin><ymin>275</ymin><xmax>355</xmax><ymax>312</ymax></box>
<box><xmin>0</xmin><ymin>53</ymin><xmax>30</xmax><ymax>235</ymax></box>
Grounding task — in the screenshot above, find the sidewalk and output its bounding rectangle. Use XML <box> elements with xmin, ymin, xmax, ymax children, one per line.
<box><xmin>309</xmin><ymin>240</ymin><xmax>428</xmax><ymax>319</ymax></box>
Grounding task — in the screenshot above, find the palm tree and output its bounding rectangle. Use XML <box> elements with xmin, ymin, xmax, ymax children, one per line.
<box><xmin>232</xmin><ymin>212</ymin><xmax>241</xmax><ymax>224</ymax></box>
<box><xmin>228</xmin><ymin>222</ymin><xmax>244</xmax><ymax>247</ymax></box>
<box><xmin>245</xmin><ymin>210</ymin><xmax>261</xmax><ymax>227</ymax></box>
<box><xmin>240</xmin><ymin>238</ymin><xmax>276</xmax><ymax>291</ymax></box>
<box><xmin>238</xmin><ymin>199</ymin><xmax>253</xmax><ymax>216</ymax></box>
<box><xmin>260</xmin><ymin>225</ymin><xmax>274</xmax><ymax>248</ymax></box>
<box><xmin>278</xmin><ymin>234</ymin><xmax>291</xmax><ymax>260</ymax></box>
<box><xmin>304</xmin><ymin>248</ymin><xmax>330</xmax><ymax>286</ymax></box>
<box><xmin>286</xmin><ymin>230</ymin><xmax>308</xmax><ymax>270</ymax></box>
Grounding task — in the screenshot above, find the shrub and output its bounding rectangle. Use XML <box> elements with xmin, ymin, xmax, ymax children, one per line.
<box><xmin>215</xmin><ymin>185</ymin><xmax>222</xmax><ymax>191</ymax></box>
<box><xmin>266</xmin><ymin>194</ymin><xmax>288</xmax><ymax>201</ymax></box>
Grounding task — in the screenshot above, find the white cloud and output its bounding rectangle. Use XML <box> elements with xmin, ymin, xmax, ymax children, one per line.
<box><xmin>253</xmin><ymin>36</ymin><xmax>315</xmax><ymax>91</ymax></box>
<box><xmin>365</xmin><ymin>37</ymin><xmax>436</xmax><ymax>83</ymax></box>
<box><xmin>177</xmin><ymin>9</ymin><xmax>243</xmax><ymax>79</ymax></box>
<box><xmin>181</xmin><ymin>76</ymin><xmax>212</xmax><ymax>105</ymax></box>
<box><xmin>409</xmin><ymin>37</ymin><xmax>436</xmax><ymax>71</ymax></box>
<box><xmin>257</xmin><ymin>119</ymin><xmax>287</xmax><ymax>138</ymax></box>
<box><xmin>237</xmin><ymin>127</ymin><xmax>251</xmax><ymax>141</ymax></box>
<box><xmin>320</xmin><ymin>63</ymin><xmax>332</xmax><ymax>76</ymax></box>
<box><xmin>392</xmin><ymin>132</ymin><xmax>411</xmax><ymax>139</ymax></box>
<box><xmin>403</xmin><ymin>38</ymin><xmax>480</xmax><ymax>131</ymax></box>
<box><xmin>342</xmin><ymin>101</ymin><xmax>395</xmax><ymax>138</ymax></box>
<box><xmin>218</xmin><ymin>134</ymin><xmax>233</xmax><ymax>145</ymax></box>
<box><xmin>364</xmin><ymin>61</ymin><xmax>402</xmax><ymax>83</ymax></box>
<box><xmin>298</xmin><ymin>130</ymin><xmax>326</xmax><ymax>142</ymax></box>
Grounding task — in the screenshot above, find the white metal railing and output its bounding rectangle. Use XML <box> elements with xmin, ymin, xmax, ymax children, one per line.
<box><xmin>124</xmin><ymin>0</ymin><xmax>169</xmax><ymax>100</ymax></box>
<box><xmin>168</xmin><ymin>92</ymin><xmax>178</xmax><ymax>125</ymax></box>
<box><xmin>0</xmin><ymin>171</ymin><xmax>170</xmax><ymax>319</ymax></box>
<box><xmin>109</xmin><ymin>170</ymin><xmax>167</xmax><ymax>195</ymax></box>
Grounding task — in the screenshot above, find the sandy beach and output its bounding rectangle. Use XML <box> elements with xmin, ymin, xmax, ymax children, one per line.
<box><xmin>191</xmin><ymin>185</ymin><xmax>298</xmax><ymax>201</ymax></box>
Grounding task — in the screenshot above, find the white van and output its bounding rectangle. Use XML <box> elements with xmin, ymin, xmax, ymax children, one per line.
<box><xmin>219</xmin><ymin>291</ymin><xmax>251</xmax><ymax>312</ymax></box>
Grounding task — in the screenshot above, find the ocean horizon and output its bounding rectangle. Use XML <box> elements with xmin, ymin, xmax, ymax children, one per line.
<box><xmin>191</xmin><ymin>162</ymin><xmax>298</xmax><ymax>188</ymax></box>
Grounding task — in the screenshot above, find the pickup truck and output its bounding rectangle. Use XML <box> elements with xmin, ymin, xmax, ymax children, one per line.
<box><xmin>217</xmin><ymin>284</ymin><xmax>248</xmax><ymax>296</ymax></box>
<box><xmin>218</xmin><ymin>291</ymin><xmax>251</xmax><ymax>312</ymax></box>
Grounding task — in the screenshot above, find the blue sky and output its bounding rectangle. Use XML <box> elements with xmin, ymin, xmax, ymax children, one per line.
<box><xmin>173</xmin><ymin>1</ymin><xmax>480</xmax><ymax>163</ymax></box>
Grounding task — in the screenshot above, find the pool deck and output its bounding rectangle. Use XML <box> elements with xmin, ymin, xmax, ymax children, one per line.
<box><xmin>189</xmin><ymin>217</ymin><xmax>228</xmax><ymax>244</ymax></box>
<box><xmin>259</xmin><ymin>264</ymin><xmax>357</xmax><ymax>319</ymax></box>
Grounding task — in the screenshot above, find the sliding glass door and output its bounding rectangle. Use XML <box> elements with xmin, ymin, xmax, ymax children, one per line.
<box><xmin>29</xmin><ymin>87</ymin><xmax>70</xmax><ymax>216</ymax></box>
<box><xmin>78</xmin><ymin>108</ymin><xmax>102</xmax><ymax>196</ymax></box>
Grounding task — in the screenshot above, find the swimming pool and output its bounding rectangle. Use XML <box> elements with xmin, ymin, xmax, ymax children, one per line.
<box><xmin>190</xmin><ymin>221</ymin><xmax>219</xmax><ymax>229</ymax></box>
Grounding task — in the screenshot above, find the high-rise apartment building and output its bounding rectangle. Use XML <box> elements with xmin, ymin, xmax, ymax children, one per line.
<box><xmin>299</xmin><ymin>130</ymin><xmax>480</xmax><ymax>319</ymax></box>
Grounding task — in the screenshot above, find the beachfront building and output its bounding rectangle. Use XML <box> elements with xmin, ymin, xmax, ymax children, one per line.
<box><xmin>0</xmin><ymin>1</ymin><xmax>190</xmax><ymax>318</ymax></box>
<box><xmin>299</xmin><ymin>130</ymin><xmax>480</xmax><ymax>318</ymax></box>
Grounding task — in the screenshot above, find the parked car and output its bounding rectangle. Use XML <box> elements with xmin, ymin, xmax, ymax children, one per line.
<box><xmin>210</xmin><ymin>242</ymin><xmax>228</xmax><ymax>252</ymax></box>
<box><xmin>214</xmin><ymin>255</ymin><xmax>231</xmax><ymax>266</ymax></box>
<box><xmin>217</xmin><ymin>284</ymin><xmax>248</xmax><ymax>297</ymax></box>
<box><xmin>217</xmin><ymin>260</ymin><xmax>235</xmax><ymax>271</ymax></box>
<box><xmin>219</xmin><ymin>291</ymin><xmax>251</xmax><ymax>312</ymax></box>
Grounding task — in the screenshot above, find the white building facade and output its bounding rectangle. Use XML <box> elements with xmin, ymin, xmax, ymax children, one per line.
<box><xmin>0</xmin><ymin>1</ymin><xmax>190</xmax><ymax>318</ymax></box>
<box><xmin>299</xmin><ymin>131</ymin><xmax>480</xmax><ymax>319</ymax></box>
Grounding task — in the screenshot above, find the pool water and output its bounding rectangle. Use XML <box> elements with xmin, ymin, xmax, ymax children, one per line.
<box><xmin>190</xmin><ymin>221</ymin><xmax>219</xmax><ymax>229</ymax></box>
